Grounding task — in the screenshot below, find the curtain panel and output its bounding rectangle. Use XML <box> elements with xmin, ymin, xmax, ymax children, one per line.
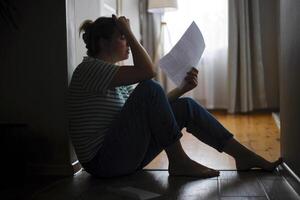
<box><xmin>138</xmin><ymin>0</ymin><xmax>161</xmax><ymax>62</ymax></box>
<box><xmin>228</xmin><ymin>0</ymin><xmax>268</xmax><ymax>113</ymax></box>
<box><xmin>139</xmin><ymin>0</ymin><xmax>168</xmax><ymax>85</ymax></box>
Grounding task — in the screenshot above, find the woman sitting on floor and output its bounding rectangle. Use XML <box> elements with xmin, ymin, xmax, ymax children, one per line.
<box><xmin>67</xmin><ymin>15</ymin><xmax>282</xmax><ymax>178</ymax></box>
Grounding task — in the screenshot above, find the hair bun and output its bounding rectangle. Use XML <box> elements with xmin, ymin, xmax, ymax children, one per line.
<box><xmin>79</xmin><ymin>17</ymin><xmax>117</xmax><ymax>57</ymax></box>
<box><xmin>79</xmin><ymin>20</ymin><xmax>93</xmax><ymax>35</ymax></box>
<box><xmin>79</xmin><ymin>20</ymin><xmax>94</xmax><ymax>47</ymax></box>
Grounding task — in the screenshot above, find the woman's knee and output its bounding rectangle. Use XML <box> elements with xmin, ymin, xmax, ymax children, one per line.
<box><xmin>181</xmin><ymin>97</ymin><xmax>199</xmax><ymax>107</ymax></box>
<box><xmin>180</xmin><ymin>97</ymin><xmax>206</xmax><ymax>113</ymax></box>
<box><xmin>137</xmin><ymin>80</ymin><xmax>165</xmax><ymax>95</ymax></box>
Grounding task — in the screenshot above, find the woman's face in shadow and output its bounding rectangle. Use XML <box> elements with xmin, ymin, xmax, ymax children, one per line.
<box><xmin>109</xmin><ymin>30</ymin><xmax>130</xmax><ymax>62</ymax></box>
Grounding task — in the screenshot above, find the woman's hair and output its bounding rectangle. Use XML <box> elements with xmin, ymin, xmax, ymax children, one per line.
<box><xmin>79</xmin><ymin>17</ymin><xmax>117</xmax><ymax>57</ymax></box>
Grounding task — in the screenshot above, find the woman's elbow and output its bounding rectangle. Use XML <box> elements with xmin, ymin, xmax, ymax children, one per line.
<box><xmin>152</xmin><ymin>69</ymin><xmax>157</xmax><ymax>77</ymax></box>
<box><xmin>148</xmin><ymin>69</ymin><xmax>156</xmax><ymax>79</ymax></box>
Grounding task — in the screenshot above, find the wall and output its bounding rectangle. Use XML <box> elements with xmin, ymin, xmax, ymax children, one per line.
<box><xmin>0</xmin><ymin>0</ymin><xmax>73</xmax><ymax>175</ymax></box>
<box><xmin>121</xmin><ymin>0</ymin><xmax>141</xmax><ymax>65</ymax></box>
<box><xmin>74</xmin><ymin>0</ymin><xmax>102</xmax><ymax>69</ymax></box>
<box><xmin>0</xmin><ymin>0</ymin><xmax>140</xmax><ymax>175</ymax></box>
<box><xmin>279</xmin><ymin>0</ymin><xmax>300</xmax><ymax>177</ymax></box>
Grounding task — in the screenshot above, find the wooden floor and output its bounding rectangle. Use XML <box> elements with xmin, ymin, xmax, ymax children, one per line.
<box><xmin>145</xmin><ymin>112</ymin><xmax>281</xmax><ymax>170</ymax></box>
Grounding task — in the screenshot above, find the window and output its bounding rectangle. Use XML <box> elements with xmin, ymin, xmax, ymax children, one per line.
<box><xmin>164</xmin><ymin>0</ymin><xmax>229</xmax><ymax>108</ymax></box>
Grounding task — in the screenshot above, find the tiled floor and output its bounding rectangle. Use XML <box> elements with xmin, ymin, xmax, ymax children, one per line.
<box><xmin>10</xmin><ymin>168</ymin><xmax>297</xmax><ymax>200</ymax></box>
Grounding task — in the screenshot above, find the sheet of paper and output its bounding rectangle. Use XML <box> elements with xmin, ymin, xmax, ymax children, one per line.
<box><xmin>159</xmin><ymin>21</ymin><xmax>205</xmax><ymax>86</ymax></box>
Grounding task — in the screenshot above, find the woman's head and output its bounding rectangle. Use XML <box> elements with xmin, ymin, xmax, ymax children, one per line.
<box><xmin>79</xmin><ymin>17</ymin><xmax>129</xmax><ymax>62</ymax></box>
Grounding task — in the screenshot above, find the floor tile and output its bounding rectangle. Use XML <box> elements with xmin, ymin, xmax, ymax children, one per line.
<box><xmin>260</xmin><ymin>179</ymin><xmax>300</xmax><ymax>200</ymax></box>
<box><xmin>219</xmin><ymin>171</ymin><xmax>266</xmax><ymax>197</ymax></box>
<box><xmin>220</xmin><ymin>170</ymin><xmax>282</xmax><ymax>180</ymax></box>
<box><xmin>11</xmin><ymin>170</ymin><xmax>299</xmax><ymax>200</ymax></box>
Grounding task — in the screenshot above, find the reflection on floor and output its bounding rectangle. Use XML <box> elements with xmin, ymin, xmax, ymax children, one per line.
<box><xmin>19</xmin><ymin>168</ymin><xmax>300</xmax><ymax>200</ymax></box>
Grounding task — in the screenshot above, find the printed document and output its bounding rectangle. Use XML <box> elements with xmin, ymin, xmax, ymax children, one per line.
<box><xmin>159</xmin><ymin>21</ymin><xmax>205</xmax><ymax>87</ymax></box>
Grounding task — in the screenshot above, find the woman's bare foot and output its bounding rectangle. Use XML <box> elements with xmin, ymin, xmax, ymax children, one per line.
<box><xmin>223</xmin><ymin>138</ymin><xmax>282</xmax><ymax>171</ymax></box>
<box><xmin>168</xmin><ymin>157</ymin><xmax>220</xmax><ymax>178</ymax></box>
<box><xmin>235</xmin><ymin>156</ymin><xmax>283</xmax><ymax>171</ymax></box>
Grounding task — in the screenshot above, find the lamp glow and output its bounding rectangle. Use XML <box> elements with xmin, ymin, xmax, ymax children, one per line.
<box><xmin>148</xmin><ymin>0</ymin><xmax>178</xmax><ymax>13</ymax></box>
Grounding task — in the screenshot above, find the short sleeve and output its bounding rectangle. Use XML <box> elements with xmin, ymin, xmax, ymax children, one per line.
<box><xmin>78</xmin><ymin>59</ymin><xmax>119</xmax><ymax>93</ymax></box>
<box><xmin>126</xmin><ymin>84</ymin><xmax>136</xmax><ymax>95</ymax></box>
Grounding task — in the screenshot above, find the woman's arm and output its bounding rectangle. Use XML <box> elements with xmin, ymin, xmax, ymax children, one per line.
<box><xmin>167</xmin><ymin>87</ymin><xmax>186</xmax><ymax>102</ymax></box>
<box><xmin>109</xmin><ymin>16</ymin><xmax>156</xmax><ymax>88</ymax></box>
<box><xmin>167</xmin><ymin>68</ymin><xmax>199</xmax><ymax>102</ymax></box>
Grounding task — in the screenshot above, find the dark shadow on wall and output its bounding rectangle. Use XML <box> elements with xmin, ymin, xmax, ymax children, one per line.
<box><xmin>279</xmin><ymin>0</ymin><xmax>300</xmax><ymax>179</ymax></box>
<box><xmin>0</xmin><ymin>0</ymin><xmax>77</xmax><ymax>176</ymax></box>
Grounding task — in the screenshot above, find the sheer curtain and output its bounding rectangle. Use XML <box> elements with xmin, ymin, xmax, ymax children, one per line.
<box><xmin>163</xmin><ymin>0</ymin><xmax>228</xmax><ymax>109</ymax></box>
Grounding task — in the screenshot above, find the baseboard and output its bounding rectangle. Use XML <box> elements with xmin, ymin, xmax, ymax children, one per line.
<box><xmin>27</xmin><ymin>160</ymin><xmax>83</xmax><ymax>176</ymax></box>
<box><xmin>27</xmin><ymin>163</ymin><xmax>74</xmax><ymax>176</ymax></box>
<box><xmin>72</xmin><ymin>160</ymin><xmax>83</xmax><ymax>175</ymax></box>
<box><xmin>271</xmin><ymin>113</ymin><xmax>300</xmax><ymax>195</ymax></box>
<box><xmin>272</xmin><ymin>112</ymin><xmax>280</xmax><ymax>130</ymax></box>
<box><xmin>279</xmin><ymin>162</ymin><xmax>300</xmax><ymax>196</ymax></box>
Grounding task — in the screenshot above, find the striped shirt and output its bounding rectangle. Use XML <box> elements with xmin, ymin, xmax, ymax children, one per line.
<box><xmin>67</xmin><ymin>57</ymin><xmax>134</xmax><ymax>163</ymax></box>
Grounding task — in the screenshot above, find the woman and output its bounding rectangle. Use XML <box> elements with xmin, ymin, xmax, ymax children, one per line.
<box><xmin>68</xmin><ymin>15</ymin><xmax>282</xmax><ymax>178</ymax></box>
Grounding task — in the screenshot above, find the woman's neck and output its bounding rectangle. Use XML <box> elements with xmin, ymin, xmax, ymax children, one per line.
<box><xmin>95</xmin><ymin>52</ymin><xmax>116</xmax><ymax>64</ymax></box>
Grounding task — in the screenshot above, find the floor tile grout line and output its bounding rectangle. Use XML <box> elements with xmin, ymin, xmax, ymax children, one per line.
<box><xmin>281</xmin><ymin>174</ymin><xmax>300</xmax><ymax>198</ymax></box>
<box><xmin>282</xmin><ymin>163</ymin><xmax>300</xmax><ymax>184</ymax></box>
<box><xmin>257</xmin><ymin>177</ymin><xmax>271</xmax><ymax>200</ymax></box>
<box><xmin>29</xmin><ymin>178</ymin><xmax>70</xmax><ymax>200</ymax></box>
<box><xmin>219</xmin><ymin>176</ymin><xmax>268</xmax><ymax>199</ymax></box>
<box><xmin>217</xmin><ymin>177</ymin><xmax>221</xmax><ymax>200</ymax></box>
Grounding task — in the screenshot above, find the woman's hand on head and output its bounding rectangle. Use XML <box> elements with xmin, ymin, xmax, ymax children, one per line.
<box><xmin>112</xmin><ymin>15</ymin><xmax>131</xmax><ymax>36</ymax></box>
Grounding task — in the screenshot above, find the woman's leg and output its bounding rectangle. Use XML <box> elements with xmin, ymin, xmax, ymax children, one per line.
<box><xmin>169</xmin><ymin>97</ymin><xmax>234</xmax><ymax>152</ymax></box>
<box><xmin>222</xmin><ymin>138</ymin><xmax>282</xmax><ymax>171</ymax></box>
<box><xmin>165</xmin><ymin>140</ymin><xmax>220</xmax><ymax>177</ymax></box>
<box><xmin>85</xmin><ymin>80</ymin><xmax>181</xmax><ymax>177</ymax></box>
<box><xmin>169</xmin><ymin>97</ymin><xmax>282</xmax><ymax>171</ymax></box>
<box><xmin>87</xmin><ymin>80</ymin><xmax>218</xmax><ymax>178</ymax></box>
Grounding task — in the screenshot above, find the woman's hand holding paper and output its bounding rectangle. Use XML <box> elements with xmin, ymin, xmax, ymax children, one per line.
<box><xmin>180</xmin><ymin>67</ymin><xmax>199</xmax><ymax>93</ymax></box>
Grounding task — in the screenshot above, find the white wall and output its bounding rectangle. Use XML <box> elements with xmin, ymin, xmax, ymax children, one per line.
<box><xmin>74</xmin><ymin>0</ymin><xmax>102</xmax><ymax>68</ymax></box>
